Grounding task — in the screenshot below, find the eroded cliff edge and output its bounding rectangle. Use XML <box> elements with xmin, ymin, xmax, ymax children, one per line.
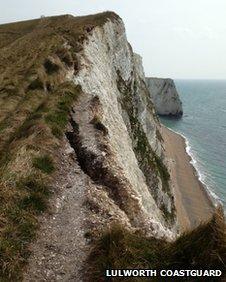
<box><xmin>146</xmin><ymin>77</ymin><xmax>183</xmax><ymax>118</ymax></box>
<box><xmin>70</xmin><ymin>21</ymin><xmax>177</xmax><ymax>235</ymax></box>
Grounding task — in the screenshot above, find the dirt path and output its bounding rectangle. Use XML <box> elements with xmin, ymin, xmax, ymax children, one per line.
<box><xmin>23</xmin><ymin>140</ymin><xmax>90</xmax><ymax>281</ymax></box>
<box><xmin>23</xmin><ymin>93</ymin><xmax>132</xmax><ymax>281</ymax></box>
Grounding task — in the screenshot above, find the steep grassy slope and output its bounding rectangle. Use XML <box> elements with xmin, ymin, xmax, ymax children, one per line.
<box><xmin>88</xmin><ymin>208</ymin><xmax>226</xmax><ymax>281</ymax></box>
<box><xmin>0</xmin><ymin>12</ymin><xmax>118</xmax><ymax>280</ymax></box>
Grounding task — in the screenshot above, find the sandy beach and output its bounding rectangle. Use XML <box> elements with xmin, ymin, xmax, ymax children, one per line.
<box><xmin>161</xmin><ymin>126</ymin><xmax>215</xmax><ymax>232</ymax></box>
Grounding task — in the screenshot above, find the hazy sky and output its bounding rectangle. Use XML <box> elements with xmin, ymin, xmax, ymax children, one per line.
<box><xmin>1</xmin><ymin>0</ymin><xmax>226</xmax><ymax>79</ymax></box>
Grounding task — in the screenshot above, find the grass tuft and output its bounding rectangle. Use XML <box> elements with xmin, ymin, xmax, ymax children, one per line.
<box><xmin>17</xmin><ymin>177</ymin><xmax>51</xmax><ymax>213</ymax></box>
<box><xmin>45</xmin><ymin>111</ymin><xmax>68</xmax><ymax>128</ymax></box>
<box><xmin>51</xmin><ymin>125</ymin><xmax>64</xmax><ymax>138</ymax></box>
<box><xmin>19</xmin><ymin>193</ymin><xmax>47</xmax><ymax>213</ymax></box>
<box><xmin>45</xmin><ymin>86</ymin><xmax>81</xmax><ymax>138</ymax></box>
<box><xmin>33</xmin><ymin>155</ymin><xmax>55</xmax><ymax>174</ymax></box>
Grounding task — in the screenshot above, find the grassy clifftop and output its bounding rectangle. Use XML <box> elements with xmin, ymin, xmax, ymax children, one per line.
<box><xmin>0</xmin><ymin>12</ymin><xmax>119</xmax><ymax>280</ymax></box>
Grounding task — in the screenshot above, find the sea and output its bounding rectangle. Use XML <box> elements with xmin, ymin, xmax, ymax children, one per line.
<box><xmin>160</xmin><ymin>80</ymin><xmax>226</xmax><ymax>212</ymax></box>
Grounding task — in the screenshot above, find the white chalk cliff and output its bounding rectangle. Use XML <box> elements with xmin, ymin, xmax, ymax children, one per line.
<box><xmin>70</xmin><ymin>15</ymin><xmax>177</xmax><ymax>238</ymax></box>
<box><xmin>146</xmin><ymin>77</ymin><xmax>183</xmax><ymax>117</ymax></box>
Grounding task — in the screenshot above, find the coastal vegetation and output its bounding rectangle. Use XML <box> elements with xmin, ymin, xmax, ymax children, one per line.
<box><xmin>32</xmin><ymin>155</ymin><xmax>55</xmax><ymax>174</ymax></box>
<box><xmin>0</xmin><ymin>14</ymin><xmax>88</xmax><ymax>280</ymax></box>
<box><xmin>88</xmin><ymin>208</ymin><xmax>226</xmax><ymax>281</ymax></box>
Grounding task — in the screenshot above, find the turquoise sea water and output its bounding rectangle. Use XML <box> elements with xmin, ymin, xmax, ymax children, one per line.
<box><xmin>160</xmin><ymin>80</ymin><xmax>226</xmax><ymax>211</ymax></box>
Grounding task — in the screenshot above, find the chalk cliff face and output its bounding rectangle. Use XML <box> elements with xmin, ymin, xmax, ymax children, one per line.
<box><xmin>146</xmin><ymin>77</ymin><xmax>183</xmax><ymax>117</ymax></box>
<box><xmin>70</xmin><ymin>16</ymin><xmax>177</xmax><ymax>238</ymax></box>
<box><xmin>0</xmin><ymin>15</ymin><xmax>178</xmax><ymax>241</ymax></box>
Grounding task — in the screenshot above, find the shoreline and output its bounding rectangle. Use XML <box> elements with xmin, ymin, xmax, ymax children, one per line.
<box><xmin>161</xmin><ymin>125</ymin><xmax>215</xmax><ymax>232</ymax></box>
<box><xmin>170</xmin><ymin>127</ymin><xmax>220</xmax><ymax>205</ymax></box>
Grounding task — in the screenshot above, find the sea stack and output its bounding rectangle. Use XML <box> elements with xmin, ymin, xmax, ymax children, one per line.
<box><xmin>146</xmin><ymin>77</ymin><xmax>183</xmax><ymax>118</ymax></box>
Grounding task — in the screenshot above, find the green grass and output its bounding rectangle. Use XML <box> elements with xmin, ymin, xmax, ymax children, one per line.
<box><xmin>18</xmin><ymin>178</ymin><xmax>51</xmax><ymax>213</ymax></box>
<box><xmin>45</xmin><ymin>84</ymin><xmax>81</xmax><ymax>138</ymax></box>
<box><xmin>0</xmin><ymin>177</ymin><xmax>50</xmax><ymax>280</ymax></box>
<box><xmin>88</xmin><ymin>209</ymin><xmax>226</xmax><ymax>281</ymax></box>
<box><xmin>51</xmin><ymin>125</ymin><xmax>64</xmax><ymax>138</ymax></box>
<box><xmin>33</xmin><ymin>155</ymin><xmax>55</xmax><ymax>174</ymax></box>
<box><xmin>45</xmin><ymin>111</ymin><xmax>68</xmax><ymax>128</ymax></box>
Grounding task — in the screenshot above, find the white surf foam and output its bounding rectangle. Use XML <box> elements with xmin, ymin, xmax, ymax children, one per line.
<box><xmin>165</xmin><ymin>126</ymin><xmax>221</xmax><ymax>206</ymax></box>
